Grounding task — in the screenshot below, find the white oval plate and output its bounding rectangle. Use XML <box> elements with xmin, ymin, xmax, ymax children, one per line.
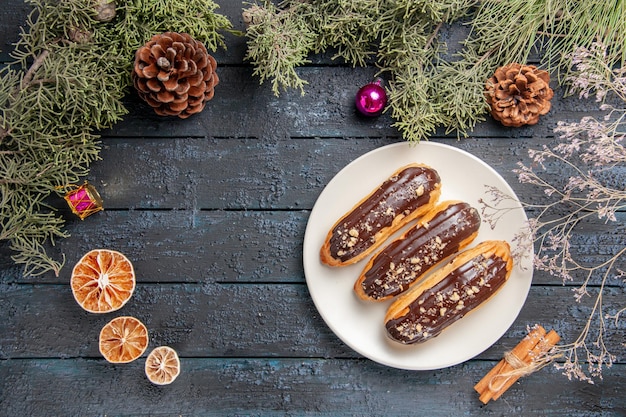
<box><xmin>303</xmin><ymin>142</ymin><xmax>533</xmax><ymax>370</ymax></box>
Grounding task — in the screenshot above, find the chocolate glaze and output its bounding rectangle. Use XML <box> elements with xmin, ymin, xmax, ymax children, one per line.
<box><xmin>385</xmin><ymin>253</ymin><xmax>509</xmax><ymax>344</ymax></box>
<box><xmin>359</xmin><ymin>202</ymin><xmax>480</xmax><ymax>300</ymax></box>
<box><xmin>329</xmin><ymin>166</ymin><xmax>440</xmax><ymax>263</ymax></box>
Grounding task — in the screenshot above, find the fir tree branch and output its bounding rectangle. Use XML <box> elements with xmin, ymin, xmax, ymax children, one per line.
<box><xmin>243</xmin><ymin>1</ymin><xmax>316</xmax><ymax>95</ymax></box>
<box><xmin>424</xmin><ymin>20</ymin><xmax>444</xmax><ymax>51</ymax></box>
<box><xmin>243</xmin><ymin>0</ymin><xmax>626</xmax><ymax>141</ymax></box>
<box><xmin>21</xmin><ymin>49</ymin><xmax>50</xmax><ymax>89</ymax></box>
<box><xmin>1</xmin><ymin>0</ymin><xmax>233</xmax><ymax>277</ymax></box>
<box><xmin>0</xmin><ymin>127</ymin><xmax>8</xmax><ymax>141</ymax></box>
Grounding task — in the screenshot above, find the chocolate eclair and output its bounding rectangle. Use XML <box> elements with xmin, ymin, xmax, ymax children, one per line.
<box><xmin>384</xmin><ymin>240</ymin><xmax>513</xmax><ymax>345</ymax></box>
<box><xmin>320</xmin><ymin>164</ymin><xmax>441</xmax><ymax>267</ymax></box>
<box><xmin>354</xmin><ymin>200</ymin><xmax>481</xmax><ymax>301</ymax></box>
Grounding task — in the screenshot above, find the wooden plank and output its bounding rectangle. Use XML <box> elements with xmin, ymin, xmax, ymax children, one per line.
<box><xmin>0</xmin><ymin>282</ymin><xmax>623</xmax><ymax>360</ymax></box>
<box><xmin>83</xmin><ymin>137</ymin><xmax>626</xmax><ymax>211</ymax></box>
<box><xmin>0</xmin><ymin>0</ymin><xmax>31</xmax><ymax>62</ymax></box>
<box><xmin>1</xmin><ymin>209</ymin><xmax>623</xmax><ymax>286</ymax></box>
<box><xmin>108</xmin><ymin>66</ymin><xmax>404</xmax><ymax>139</ymax></box>
<box><xmin>89</xmin><ymin>136</ymin><xmax>393</xmax><ymax>210</ymax></box>
<box><xmin>105</xmin><ymin>66</ymin><xmax>602</xmax><ymax>140</ymax></box>
<box><xmin>13</xmin><ymin>210</ymin><xmax>308</xmax><ymax>284</ymax></box>
<box><xmin>0</xmin><ymin>357</ymin><xmax>623</xmax><ymax>416</ymax></box>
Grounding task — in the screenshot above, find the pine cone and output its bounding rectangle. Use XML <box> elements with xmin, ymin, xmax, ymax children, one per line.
<box><xmin>132</xmin><ymin>32</ymin><xmax>219</xmax><ymax>119</ymax></box>
<box><xmin>485</xmin><ymin>63</ymin><xmax>554</xmax><ymax>127</ymax></box>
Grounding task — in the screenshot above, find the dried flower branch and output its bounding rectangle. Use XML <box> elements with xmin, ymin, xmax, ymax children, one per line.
<box><xmin>480</xmin><ymin>43</ymin><xmax>625</xmax><ymax>383</ymax></box>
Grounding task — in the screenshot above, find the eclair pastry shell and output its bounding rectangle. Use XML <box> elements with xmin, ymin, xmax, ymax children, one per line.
<box><xmin>384</xmin><ymin>240</ymin><xmax>513</xmax><ymax>344</ymax></box>
<box><xmin>354</xmin><ymin>200</ymin><xmax>481</xmax><ymax>301</ymax></box>
<box><xmin>320</xmin><ymin>163</ymin><xmax>441</xmax><ymax>267</ymax></box>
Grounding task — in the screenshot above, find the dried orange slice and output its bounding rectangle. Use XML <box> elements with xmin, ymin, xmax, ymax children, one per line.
<box><xmin>145</xmin><ymin>346</ymin><xmax>181</xmax><ymax>385</ymax></box>
<box><xmin>71</xmin><ymin>249</ymin><xmax>135</xmax><ymax>313</ymax></box>
<box><xmin>99</xmin><ymin>316</ymin><xmax>149</xmax><ymax>363</ymax></box>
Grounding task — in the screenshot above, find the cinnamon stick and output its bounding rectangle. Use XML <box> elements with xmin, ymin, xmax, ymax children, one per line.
<box><xmin>474</xmin><ymin>325</ymin><xmax>546</xmax><ymax>397</ymax></box>
<box><xmin>475</xmin><ymin>325</ymin><xmax>560</xmax><ymax>404</ymax></box>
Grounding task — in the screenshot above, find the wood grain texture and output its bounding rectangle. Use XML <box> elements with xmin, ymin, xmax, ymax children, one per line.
<box><xmin>0</xmin><ymin>282</ymin><xmax>624</xmax><ymax>360</ymax></box>
<box><xmin>1</xmin><ymin>0</ymin><xmax>624</xmax><ymax>415</ymax></box>
<box><xmin>85</xmin><ymin>136</ymin><xmax>602</xmax><ymax>210</ymax></box>
<box><xmin>0</xmin><ymin>358</ymin><xmax>624</xmax><ymax>416</ymax></box>
<box><xmin>107</xmin><ymin>69</ymin><xmax>605</xmax><ymax>140</ymax></box>
<box><xmin>2</xmin><ymin>209</ymin><xmax>623</xmax><ymax>287</ymax></box>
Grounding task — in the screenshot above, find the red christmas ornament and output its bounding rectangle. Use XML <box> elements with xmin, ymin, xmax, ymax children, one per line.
<box><xmin>355</xmin><ymin>78</ymin><xmax>387</xmax><ymax>116</ymax></box>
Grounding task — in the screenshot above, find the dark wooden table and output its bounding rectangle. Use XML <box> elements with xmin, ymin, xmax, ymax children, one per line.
<box><xmin>1</xmin><ymin>2</ymin><xmax>624</xmax><ymax>416</ymax></box>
